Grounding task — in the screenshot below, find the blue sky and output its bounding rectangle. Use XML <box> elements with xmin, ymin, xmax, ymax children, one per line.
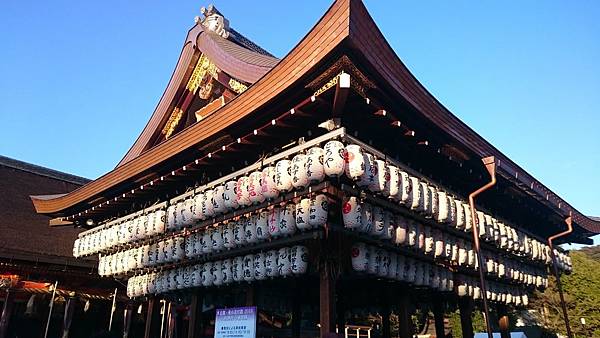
<box><xmin>1</xmin><ymin>1</ymin><xmax>598</xmax><ymax>242</ymax></box>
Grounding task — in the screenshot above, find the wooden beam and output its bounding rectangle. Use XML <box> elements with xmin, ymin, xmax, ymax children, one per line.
<box><xmin>188</xmin><ymin>290</ymin><xmax>204</xmax><ymax>338</ymax></box>
<box><xmin>332</xmin><ymin>73</ymin><xmax>350</xmax><ymax>117</ymax></box>
<box><xmin>458</xmin><ymin>298</ymin><xmax>474</xmax><ymax>338</ymax></box>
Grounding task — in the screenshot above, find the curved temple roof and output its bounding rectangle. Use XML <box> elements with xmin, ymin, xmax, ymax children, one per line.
<box><xmin>31</xmin><ymin>0</ymin><xmax>600</xmax><ymax>237</ymax></box>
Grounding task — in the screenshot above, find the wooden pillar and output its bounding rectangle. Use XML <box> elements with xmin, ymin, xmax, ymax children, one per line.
<box><xmin>61</xmin><ymin>297</ymin><xmax>76</xmax><ymax>338</ymax></box>
<box><xmin>497</xmin><ymin>305</ymin><xmax>510</xmax><ymax>338</ymax></box>
<box><xmin>245</xmin><ymin>285</ymin><xmax>254</xmax><ymax>307</ymax></box>
<box><xmin>0</xmin><ymin>289</ymin><xmax>15</xmax><ymax>338</ymax></box>
<box><xmin>292</xmin><ymin>281</ymin><xmax>302</xmax><ymax>338</ymax></box>
<box><xmin>335</xmin><ymin>282</ymin><xmax>345</xmax><ymax>337</ymax></box>
<box><xmin>433</xmin><ymin>299</ymin><xmax>446</xmax><ymax>338</ymax></box>
<box><xmin>458</xmin><ymin>298</ymin><xmax>474</xmax><ymax>338</ymax></box>
<box><xmin>381</xmin><ymin>305</ymin><xmax>391</xmax><ymax>338</ymax></box>
<box><xmin>319</xmin><ymin>263</ymin><xmax>336</xmax><ymax>338</ymax></box>
<box><xmin>188</xmin><ymin>290</ymin><xmax>204</xmax><ymax>338</ymax></box>
<box><xmin>397</xmin><ymin>291</ymin><xmax>412</xmax><ymax>338</ymax></box>
<box><xmin>145</xmin><ymin>297</ymin><xmax>162</xmax><ymax>338</ymax></box>
<box><xmin>123</xmin><ymin>302</ymin><xmax>134</xmax><ymax>338</ymax></box>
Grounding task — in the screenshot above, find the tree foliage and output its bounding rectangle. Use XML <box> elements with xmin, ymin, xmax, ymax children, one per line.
<box><xmin>531</xmin><ymin>246</ymin><xmax>600</xmax><ymax>337</ymax></box>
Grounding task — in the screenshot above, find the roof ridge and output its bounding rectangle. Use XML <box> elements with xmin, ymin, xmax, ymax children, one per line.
<box><xmin>0</xmin><ymin>155</ymin><xmax>90</xmax><ymax>185</ymax></box>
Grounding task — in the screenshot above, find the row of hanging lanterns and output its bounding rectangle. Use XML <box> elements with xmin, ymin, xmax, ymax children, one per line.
<box><xmin>73</xmin><ymin>139</ymin><xmax>345</xmax><ymax>257</ymax></box>
<box><xmin>97</xmin><ymin>195</ymin><xmax>327</xmax><ymax>277</ymax></box>
<box><xmin>456</xmin><ymin>276</ymin><xmax>530</xmax><ymax>306</ymax></box>
<box><xmin>340</xmin><ymin>143</ymin><xmax>572</xmax><ymax>271</ymax></box>
<box><xmin>342</xmin><ymin>193</ymin><xmax>571</xmax><ymax>273</ymax></box>
<box><xmin>126</xmin><ymin>245</ymin><xmax>308</xmax><ymax>298</ymax></box>
<box><xmin>351</xmin><ymin>242</ymin><xmax>454</xmax><ymax>292</ymax></box>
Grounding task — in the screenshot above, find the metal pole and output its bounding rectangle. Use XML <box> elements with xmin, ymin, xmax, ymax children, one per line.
<box><xmin>548</xmin><ymin>216</ymin><xmax>574</xmax><ymax>338</ymax></box>
<box><xmin>44</xmin><ymin>281</ymin><xmax>59</xmax><ymax>338</ymax></box>
<box><xmin>468</xmin><ymin>156</ymin><xmax>496</xmax><ymax>338</ymax></box>
<box><xmin>109</xmin><ymin>287</ymin><xmax>118</xmax><ymax>331</ymax></box>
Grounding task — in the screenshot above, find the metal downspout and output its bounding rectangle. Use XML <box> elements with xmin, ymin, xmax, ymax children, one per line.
<box><xmin>468</xmin><ymin>156</ymin><xmax>497</xmax><ymax>338</ymax></box>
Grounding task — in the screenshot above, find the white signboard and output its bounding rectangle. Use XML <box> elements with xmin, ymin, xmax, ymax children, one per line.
<box><xmin>214</xmin><ymin>306</ymin><xmax>257</xmax><ymax>338</ymax></box>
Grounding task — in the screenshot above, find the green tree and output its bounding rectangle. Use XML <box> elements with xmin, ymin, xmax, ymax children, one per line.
<box><xmin>531</xmin><ymin>248</ymin><xmax>600</xmax><ymax>337</ymax></box>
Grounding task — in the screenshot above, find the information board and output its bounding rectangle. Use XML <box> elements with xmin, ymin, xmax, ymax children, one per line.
<box><xmin>214</xmin><ymin>306</ymin><xmax>257</xmax><ymax>338</ymax></box>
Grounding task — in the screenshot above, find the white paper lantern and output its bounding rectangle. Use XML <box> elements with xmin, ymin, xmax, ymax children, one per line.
<box><xmin>248</xmin><ymin>171</ymin><xmax>265</xmax><ymax>204</ymax></box>
<box><xmin>463</xmin><ymin>203</ymin><xmax>473</xmax><ymax>232</ymax></box>
<box><xmin>453</xmin><ymin>199</ymin><xmax>464</xmax><ymax>229</ymax></box>
<box><xmin>173</xmin><ymin>237</ymin><xmax>185</xmax><ymax>261</ymax></box>
<box><xmin>243</xmin><ymin>254</ymin><xmax>255</xmax><ymax>282</ymax></box>
<box><xmin>201</xmin><ymin>262</ymin><xmax>213</xmax><ymax>287</ymax></box>
<box><xmin>388</xmin><ymin>253</ymin><xmax>398</xmax><ymax>279</ymax></box>
<box><xmin>278</xmin><ymin>203</ymin><xmax>296</xmax><ymax>236</ymax></box>
<box><xmin>185</xmin><ymin>233</ymin><xmax>196</xmax><ymax>258</ymax></box>
<box><xmin>212</xmin><ymin>261</ymin><xmax>224</xmax><ymax>286</ymax></box>
<box><xmin>295</xmin><ymin>198</ymin><xmax>311</xmax><ymax>230</ymax></box>
<box><xmin>265</xmin><ymin>250</ymin><xmax>279</xmax><ymax>278</ymax></box>
<box><xmin>309</xmin><ymin>194</ymin><xmax>328</xmax><ymax>227</ymax></box>
<box><xmin>360</xmin><ymin>203</ymin><xmax>374</xmax><ymax>233</ymax></box>
<box><xmin>211</xmin><ymin>226</ymin><xmax>224</xmax><ymax>251</ymax></box>
<box><xmin>243</xmin><ymin>217</ymin><xmax>258</xmax><ymax>244</ymax></box>
<box><xmin>148</xmin><ymin>243</ymin><xmax>158</xmax><ymax>266</ymax></box>
<box><xmin>378</xmin><ymin>250</ymin><xmax>391</xmax><ymax>278</ymax></box>
<box><xmin>192</xmin><ymin>264</ymin><xmax>201</xmax><ymax>287</ymax></box>
<box><xmin>222</xmin><ymin>222</ymin><xmax>235</xmax><ymax>249</ymax></box>
<box><xmin>224</xmin><ymin>180</ymin><xmax>239</xmax><ymax>210</ymax></box>
<box><xmin>182</xmin><ymin>266</ymin><xmax>192</xmax><ymax>289</ymax></box>
<box><xmin>381</xmin><ymin>211</ymin><xmax>394</xmax><ymax>240</ymax></box>
<box><xmin>369</xmin><ymin>159</ymin><xmax>387</xmax><ymax>193</ymax></box>
<box><xmin>306</xmin><ymin>147</ymin><xmax>325</xmax><ymax>183</ymax></box>
<box><xmin>221</xmin><ymin>259</ymin><xmax>233</xmax><ymax>285</ymax></box>
<box><xmin>204</xmin><ymin>189</ymin><xmax>217</xmax><ymax>219</ymax></box>
<box><xmin>275</xmin><ymin>160</ymin><xmax>293</xmax><ymax>192</ymax></box>
<box><xmin>436</xmin><ymin>191</ymin><xmax>448</xmax><ymax>222</ymax></box>
<box><xmin>367</xmin><ymin>247</ymin><xmax>380</xmax><ymax>275</ymax></box>
<box><xmin>371</xmin><ymin>206</ymin><xmax>385</xmax><ymax>237</ymax></box>
<box><xmin>233</xmin><ymin>220</ymin><xmax>246</xmax><ymax>247</ymax></box>
<box><xmin>167</xmin><ymin>204</ymin><xmax>179</xmax><ymax>231</ymax></box>
<box><xmin>255</xmin><ymin>211</ymin><xmax>269</xmax><ymax>241</ymax></box>
<box><xmin>182</xmin><ymin>199</ymin><xmax>195</xmax><ymax>227</ymax></box>
<box><xmin>351</xmin><ymin>242</ymin><xmax>369</xmax><ymax>272</ymax></box>
<box><xmin>233</xmin><ymin>256</ymin><xmax>244</xmax><ymax>282</ymax></box>
<box><xmin>236</xmin><ymin>176</ymin><xmax>251</xmax><ymax>207</ymax></box>
<box><xmin>323</xmin><ymin>140</ymin><xmax>345</xmax><ymax>177</ymax></box>
<box><xmin>405</xmin><ymin>258</ymin><xmax>416</xmax><ymax>283</ymax></box>
<box><xmin>394</xmin><ymin>215</ymin><xmax>408</xmax><ymax>245</ymax></box>
<box><xmin>267</xmin><ymin>207</ymin><xmax>281</xmax><ymax>238</ymax></box>
<box><xmin>291</xmin><ymin>154</ymin><xmax>310</xmax><ymax>189</ymax></box>
<box><xmin>261</xmin><ymin>166</ymin><xmax>278</xmax><ymax>200</ymax></box>
<box><xmin>202</xmin><ymin>229</ymin><xmax>213</xmax><ymax>254</ymax></box>
<box><xmin>357</xmin><ymin>153</ymin><xmax>375</xmax><ymax>188</ymax></box>
<box><xmin>434</xmin><ymin>230</ymin><xmax>444</xmax><ymax>258</ymax></box>
<box><xmin>409</xmin><ymin>177</ymin><xmax>422</xmax><ymax>210</ymax></box>
<box><xmin>254</xmin><ymin>252</ymin><xmax>266</xmax><ymax>280</ymax></box>
<box><xmin>344</xmin><ymin>144</ymin><xmax>365</xmax><ymax>180</ymax></box>
<box><xmin>407</xmin><ymin>222</ymin><xmax>418</xmax><ymax>248</ymax></box>
<box><xmin>213</xmin><ymin>185</ymin><xmax>227</xmax><ymax>214</ymax></box>
<box><xmin>277</xmin><ymin>247</ymin><xmax>291</xmax><ymax>276</ymax></box>
<box><xmin>290</xmin><ymin>246</ymin><xmax>308</xmax><ymax>275</ymax></box>
<box><xmin>156</xmin><ymin>240</ymin><xmax>166</xmax><ymax>264</ymax></box>
<box><xmin>424</xmin><ymin>226</ymin><xmax>434</xmax><ymax>255</ymax></box>
<box><xmin>383</xmin><ymin>165</ymin><xmax>400</xmax><ymax>200</ymax></box>
<box><xmin>398</xmin><ymin>171</ymin><xmax>411</xmax><ymax>204</ymax></box>
<box><xmin>342</xmin><ymin>196</ymin><xmax>362</xmax><ymax>229</ymax></box>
